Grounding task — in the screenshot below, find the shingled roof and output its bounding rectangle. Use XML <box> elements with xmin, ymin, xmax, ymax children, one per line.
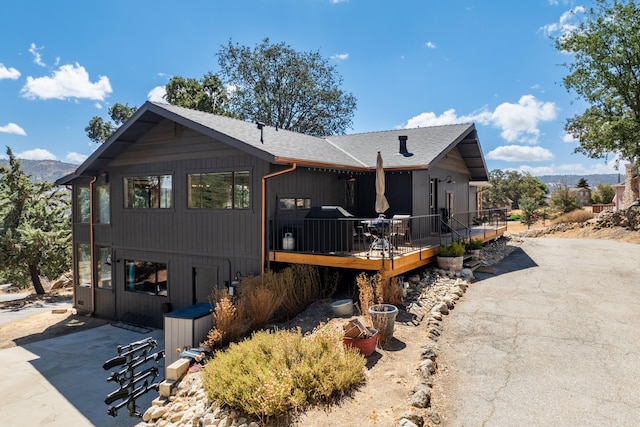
<box><xmin>62</xmin><ymin>101</ymin><xmax>488</xmax><ymax>182</ymax></box>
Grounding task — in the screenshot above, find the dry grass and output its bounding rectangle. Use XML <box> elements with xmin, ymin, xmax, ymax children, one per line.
<box><xmin>356</xmin><ymin>272</ymin><xmax>376</xmax><ymax>325</ymax></box>
<box><xmin>551</xmin><ymin>209</ymin><xmax>594</xmax><ymax>225</ymax></box>
<box><xmin>356</xmin><ymin>272</ymin><xmax>403</xmax><ymax>326</ymax></box>
<box><xmin>203</xmin><ymin>265</ymin><xmax>335</xmax><ymax>349</ymax></box>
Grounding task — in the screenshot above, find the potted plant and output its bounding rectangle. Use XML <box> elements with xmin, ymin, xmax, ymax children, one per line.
<box><xmin>342</xmin><ymin>319</ymin><xmax>379</xmax><ymax>357</ymax></box>
<box><xmin>466</xmin><ymin>237</ymin><xmax>484</xmax><ymax>260</ymax></box>
<box><xmin>436</xmin><ymin>240</ymin><xmax>466</xmax><ymax>270</ymax></box>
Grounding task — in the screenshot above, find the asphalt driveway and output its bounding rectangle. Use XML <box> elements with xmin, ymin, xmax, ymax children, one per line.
<box><xmin>434</xmin><ymin>238</ymin><xmax>640</xmax><ymax>426</ymax></box>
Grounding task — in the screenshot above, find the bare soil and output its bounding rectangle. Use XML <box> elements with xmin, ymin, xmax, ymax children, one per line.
<box><xmin>0</xmin><ymin>288</ymin><xmax>109</xmax><ymax>350</ymax></box>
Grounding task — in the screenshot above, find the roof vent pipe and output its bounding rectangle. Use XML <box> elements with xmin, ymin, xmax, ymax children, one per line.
<box><xmin>399</xmin><ymin>135</ymin><xmax>413</xmax><ymax>157</ymax></box>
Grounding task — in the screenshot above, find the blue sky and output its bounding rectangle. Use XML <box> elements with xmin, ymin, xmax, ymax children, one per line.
<box><xmin>0</xmin><ymin>0</ymin><xmax>620</xmax><ymax>176</ymax></box>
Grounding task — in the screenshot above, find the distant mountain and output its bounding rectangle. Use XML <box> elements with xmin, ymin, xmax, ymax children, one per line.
<box><xmin>536</xmin><ymin>174</ymin><xmax>622</xmax><ymax>191</ymax></box>
<box><xmin>0</xmin><ymin>159</ymin><xmax>77</xmax><ymax>183</ymax></box>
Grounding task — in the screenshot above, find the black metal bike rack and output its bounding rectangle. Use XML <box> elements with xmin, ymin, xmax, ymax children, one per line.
<box><xmin>103</xmin><ymin>337</ymin><xmax>164</xmax><ymax>417</ymax></box>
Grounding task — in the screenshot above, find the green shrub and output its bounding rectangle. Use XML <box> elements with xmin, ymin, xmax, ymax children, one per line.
<box><xmin>509</xmin><ymin>214</ymin><xmax>521</xmax><ymax>220</ymax></box>
<box><xmin>438</xmin><ymin>241</ymin><xmax>466</xmax><ymax>257</ymax></box>
<box><xmin>466</xmin><ymin>238</ymin><xmax>484</xmax><ymax>250</ymax></box>
<box><xmin>201</xmin><ymin>328</ymin><xmax>366</xmax><ymax>419</ymax></box>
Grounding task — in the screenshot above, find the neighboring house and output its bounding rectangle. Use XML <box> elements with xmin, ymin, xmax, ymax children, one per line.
<box><xmin>58</xmin><ymin>101</ymin><xmax>502</xmax><ymax>328</ymax></box>
<box><xmin>569</xmin><ymin>187</ymin><xmax>592</xmax><ymax>206</ymax></box>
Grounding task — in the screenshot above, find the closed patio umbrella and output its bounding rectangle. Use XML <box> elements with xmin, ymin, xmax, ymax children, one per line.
<box><xmin>375</xmin><ymin>151</ymin><xmax>389</xmax><ymax>214</ymax></box>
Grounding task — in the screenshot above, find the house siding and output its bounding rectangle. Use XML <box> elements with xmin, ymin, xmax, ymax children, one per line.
<box><xmin>76</xmin><ymin>121</ymin><xmax>272</xmax><ymax>327</ymax></box>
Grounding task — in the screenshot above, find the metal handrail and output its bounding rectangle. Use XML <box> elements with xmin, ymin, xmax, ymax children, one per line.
<box><xmin>267</xmin><ymin>208</ymin><xmax>507</xmax><ymax>260</ymax></box>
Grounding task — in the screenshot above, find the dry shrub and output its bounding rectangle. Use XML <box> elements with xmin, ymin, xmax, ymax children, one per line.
<box><xmin>236</xmin><ymin>274</ymin><xmax>282</xmax><ymax>331</ymax></box>
<box><xmin>205</xmin><ymin>296</ymin><xmax>244</xmax><ymax>348</ymax></box>
<box><xmin>551</xmin><ymin>209</ymin><xmax>594</xmax><ymax>225</ymax></box>
<box><xmin>202</xmin><ymin>328</ymin><xmax>365</xmax><ymax>419</ymax></box>
<box><xmin>356</xmin><ymin>272</ymin><xmax>376</xmax><ymax>324</ymax></box>
<box><xmin>203</xmin><ymin>265</ymin><xmax>334</xmax><ymax>349</ymax></box>
<box><xmin>375</xmin><ymin>275</ymin><xmax>403</xmax><ymax>306</ymax></box>
<box><xmin>270</xmin><ymin>265</ymin><xmax>328</xmax><ymax>320</ymax></box>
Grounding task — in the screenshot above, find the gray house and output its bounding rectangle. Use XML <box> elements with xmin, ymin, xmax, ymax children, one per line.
<box><xmin>58</xmin><ymin>101</ymin><xmax>502</xmax><ymax>328</ymax></box>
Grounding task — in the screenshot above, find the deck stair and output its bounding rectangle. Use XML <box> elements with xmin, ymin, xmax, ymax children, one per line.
<box><xmin>463</xmin><ymin>254</ymin><xmax>482</xmax><ymax>271</ymax></box>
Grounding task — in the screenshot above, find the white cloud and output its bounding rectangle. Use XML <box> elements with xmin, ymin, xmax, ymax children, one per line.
<box><xmin>16</xmin><ymin>148</ymin><xmax>56</xmax><ymax>160</ymax></box>
<box><xmin>66</xmin><ymin>152</ymin><xmax>88</xmax><ymax>164</ymax></box>
<box><xmin>21</xmin><ymin>63</ymin><xmax>112</xmax><ymax>101</ymax></box>
<box><xmin>330</xmin><ymin>0</ymin><xmax>348</xmax><ymax>3</ymax></box>
<box><xmin>0</xmin><ymin>64</ymin><xmax>21</xmax><ymax>80</ymax></box>
<box><xmin>147</xmin><ymin>86</ymin><xmax>167</xmax><ymax>103</ymax></box>
<box><xmin>490</xmin><ymin>95</ymin><xmax>558</xmax><ymax>143</ymax></box>
<box><xmin>29</xmin><ymin>43</ymin><xmax>45</xmax><ymax>67</ymax></box>
<box><xmin>405</xmin><ymin>95</ymin><xmax>557</xmax><ymax>144</ymax></box>
<box><xmin>425</xmin><ymin>41</ymin><xmax>437</xmax><ymax>49</ymax></box>
<box><xmin>541</xmin><ymin>6</ymin><xmax>586</xmax><ymax>39</ymax></box>
<box><xmin>0</xmin><ymin>123</ymin><xmax>27</xmax><ymax>136</ymax></box>
<box><xmin>562</xmin><ymin>132</ymin><xmax>577</xmax><ymax>143</ymax></box>
<box><xmin>330</xmin><ymin>53</ymin><xmax>349</xmax><ymax>61</ymax></box>
<box><xmin>486</xmin><ymin>145</ymin><xmax>555</xmax><ymax>162</ymax></box>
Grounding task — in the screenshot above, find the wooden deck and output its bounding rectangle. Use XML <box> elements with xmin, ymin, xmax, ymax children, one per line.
<box><xmin>268</xmin><ymin>225</ymin><xmax>507</xmax><ymax>279</ymax></box>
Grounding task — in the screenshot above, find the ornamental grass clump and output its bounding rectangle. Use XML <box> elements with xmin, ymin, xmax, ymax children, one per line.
<box><xmin>201</xmin><ymin>328</ymin><xmax>366</xmax><ymax>419</ymax></box>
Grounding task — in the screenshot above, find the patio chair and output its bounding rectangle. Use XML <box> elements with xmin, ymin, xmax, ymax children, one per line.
<box><xmin>390</xmin><ymin>214</ymin><xmax>412</xmax><ymax>247</ymax></box>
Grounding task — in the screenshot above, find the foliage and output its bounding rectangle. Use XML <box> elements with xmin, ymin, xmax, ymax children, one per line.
<box><xmin>438</xmin><ymin>241</ymin><xmax>466</xmax><ymax>257</ymax></box>
<box><xmin>518</xmin><ymin>196</ymin><xmax>539</xmax><ymax>229</ymax></box>
<box><xmin>576</xmin><ymin>177</ymin><xmax>589</xmax><ymax>188</ymax></box>
<box><xmin>551</xmin><ymin>209</ymin><xmax>594</xmax><ymax>225</ymax></box>
<box><xmin>555</xmin><ymin>0</ymin><xmax>640</xmax><ymax>166</ymax></box>
<box><xmin>466</xmin><ymin>237</ymin><xmax>484</xmax><ymax>250</ymax></box>
<box><xmin>85</xmin><ymin>103</ymin><xmax>137</xmax><ymax>144</ymax></box>
<box><xmin>483</xmin><ymin>169</ymin><xmax>548</xmax><ymax>208</ymax></box>
<box><xmin>551</xmin><ymin>187</ymin><xmax>581</xmax><ymax>214</ymax></box>
<box><xmin>201</xmin><ymin>328</ymin><xmax>365</xmax><ymax>418</ymax></box>
<box><xmin>203</xmin><ymin>265</ymin><xmax>335</xmax><ymax>349</ymax></box>
<box><xmin>164</xmin><ymin>72</ymin><xmax>230</xmax><ymax>115</ymax></box>
<box><xmin>217</xmin><ymin>38</ymin><xmax>357</xmax><ymax>137</ymax></box>
<box><xmin>509</xmin><ymin>214</ymin><xmax>521</xmax><ymax>220</ymax></box>
<box><xmin>0</xmin><ymin>148</ymin><xmax>71</xmax><ymax>293</ymax></box>
<box><xmin>591</xmin><ymin>183</ymin><xmax>616</xmax><ymax>204</ymax></box>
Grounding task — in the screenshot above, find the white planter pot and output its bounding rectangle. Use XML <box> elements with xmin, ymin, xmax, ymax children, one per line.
<box><xmin>436</xmin><ymin>256</ymin><xmax>463</xmax><ymax>270</ymax></box>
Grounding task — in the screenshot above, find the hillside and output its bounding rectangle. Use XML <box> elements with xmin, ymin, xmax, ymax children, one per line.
<box><xmin>0</xmin><ymin>159</ymin><xmax>77</xmax><ymax>183</ymax></box>
<box><xmin>536</xmin><ymin>173</ymin><xmax>621</xmax><ymax>190</ymax></box>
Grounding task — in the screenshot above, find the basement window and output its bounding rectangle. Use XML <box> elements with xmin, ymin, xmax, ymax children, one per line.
<box><xmin>125</xmin><ymin>260</ymin><xmax>168</xmax><ymax>296</ymax></box>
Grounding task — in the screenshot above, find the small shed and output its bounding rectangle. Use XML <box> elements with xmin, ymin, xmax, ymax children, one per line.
<box><xmin>164</xmin><ymin>303</ymin><xmax>213</xmax><ymax>368</ymax></box>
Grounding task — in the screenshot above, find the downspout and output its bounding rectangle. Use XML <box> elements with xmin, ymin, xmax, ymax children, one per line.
<box><xmin>261</xmin><ymin>163</ymin><xmax>297</xmax><ymax>275</ymax></box>
<box><xmin>89</xmin><ymin>176</ymin><xmax>97</xmax><ymax>315</ymax></box>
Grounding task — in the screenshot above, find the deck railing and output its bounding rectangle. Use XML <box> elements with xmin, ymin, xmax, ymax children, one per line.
<box><xmin>268</xmin><ymin>208</ymin><xmax>507</xmax><ymax>259</ymax></box>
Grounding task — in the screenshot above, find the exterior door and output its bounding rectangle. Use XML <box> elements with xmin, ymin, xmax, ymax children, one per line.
<box><xmin>193</xmin><ymin>267</ymin><xmax>219</xmax><ymax>304</ymax></box>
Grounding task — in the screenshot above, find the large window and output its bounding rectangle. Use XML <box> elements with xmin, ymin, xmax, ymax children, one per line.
<box><xmin>188</xmin><ymin>171</ymin><xmax>250</xmax><ymax>209</ymax></box>
<box><xmin>77</xmin><ymin>187</ymin><xmax>90</xmax><ymax>223</ymax></box>
<box><xmin>124</xmin><ymin>175</ymin><xmax>172</xmax><ymax>209</ymax></box>
<box><xmin>97</xmin><ymin>185</ymin><xmax>110</xmax><ymax>223</ymax></box>
<box><xmin>125</xmin><ymin>260</ymin><xmax>167</xmax><ymax>296</ymax></box>
<box><xmin>76</xmin><ymin>243</ymin><xmax>91</xmax><ymax>287</ymax></box>
<box><xmin>97</xmin><ymin>247</ymin><xmax>112</xmax><ymax>289</ymax></box>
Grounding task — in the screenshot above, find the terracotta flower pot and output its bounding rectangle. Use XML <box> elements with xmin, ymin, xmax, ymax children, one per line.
<box><xmin>343</xmin><ymin>328</ymin><xmax>378</xmax><ymax>357</ymax></box>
